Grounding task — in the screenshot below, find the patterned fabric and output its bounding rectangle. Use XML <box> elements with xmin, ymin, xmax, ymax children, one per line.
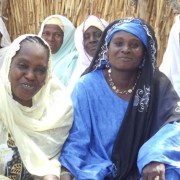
<box><xmin>5</xmin><ymin>135</ymin><xmax>33</xmax><ymax>180</ymax></box>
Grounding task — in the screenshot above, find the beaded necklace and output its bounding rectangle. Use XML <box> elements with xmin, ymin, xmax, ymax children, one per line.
<box><xmin>108</xmin><ymin>68</ymin><xmax>139</xmax><ymax>95</ymax></box>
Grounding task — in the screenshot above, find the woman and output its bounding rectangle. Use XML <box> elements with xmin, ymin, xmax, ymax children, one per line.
<box><xmin>159</xmin><ymin>18</ymin><xmax>180</xmax><ymax>96</ymax></box>
<box><xmin>0</xmin><ymin>34</ymin><xmax>73</xmax><ymax>179</ymax></box>
<box><xmin>59</xmin><ymin>18</ymin><xmax>180</xmax><ymax>179</ymax></box>
<box><xmin>38</xmin><ymin>15</ymin><xmax>78</xmax><ymax>86</ymax></box>
<box><xmin>0</xmin><ymin>17</ymin><xmax>11</xmax><ymax>69</ymax></box>
<box><xmin>68</xmin><ymin>15</ymin><xmax>108</xmax><ymax>93</ymax></box>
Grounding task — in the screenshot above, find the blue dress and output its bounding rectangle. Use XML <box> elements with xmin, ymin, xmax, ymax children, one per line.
<box><xmin>60</xmin><ymin>69</ymin><xmax>180</xmax><ymax>179</ymax></box>
<box><xmin>60</xmin><ymin>69</ymin><xmax>128</xmax><ymax>179</ymax></box>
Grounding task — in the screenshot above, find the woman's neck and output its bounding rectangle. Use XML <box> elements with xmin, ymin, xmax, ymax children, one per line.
<box><xmin>103</xmin><ymin>68</ymin><xmax>140</xmax><ymax>101</ymax></box>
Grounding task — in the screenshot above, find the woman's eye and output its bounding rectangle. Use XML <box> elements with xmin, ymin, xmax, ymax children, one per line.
<box><xmin>42</xmin><ymin>32</ymin><xmax>49</xmax><ymax>37</ymax></box>
<box><xmin>35</xmin><ymin>68</ymin><xmax>47</xmax><ymax>75</ymax></box>
<box><xmin>115</xmin><ymin>41</ymin><xmax>123</xmax><ymax>46</ymax></box>
<box><xmin>54</xmin><ymin>33</ymin><xmax>63</xmax><ymax>39</ymax></box>
<box><xmin>18</xmin><ymin>63</ymin><xmax>28</xmax><ymax>69</ymax></box>
<box><xmin>84</xmin><ymin>34</ymin><xmax>90</xmax><ymax>40</ymax></box>
<box><xmin>95</xmin><ymin>32</ymin><xmax>102</xmax><ymax>38</ymax></box>
<box><xmin>131</xmin><ymin>43</ymin><xmax>139</xmax><ymax>48</ymax></box>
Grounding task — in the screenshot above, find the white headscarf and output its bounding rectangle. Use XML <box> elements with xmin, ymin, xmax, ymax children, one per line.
<box><xmin>0</xmin><ymin>17</ymin><xmax>11</xmax><ymax>47</ymax></box>
<box><xmin>68</xmin><ymin>15</ymin><xmax>108</xmax><ymax>93</ymax></box>
<box><xmin>0</xmin><ymin>17</ymin><xmax>11</xmax><ymax>70</ymax></box>
<box><xmin>38</xmin><ymin>15</ymin><xmax>78</xmax><ymax>87</ymax></box>
<box><xmin>0</xmin><ymin>34</ymin><xmax>73</xmax><ymax>178</ymax></box>
<box><xmin>159</xmin><ymin>19</ymin><xmax>180</xmax><ymax>96</ymax></box>
<box><xmin>38</xmin><ymin>15</ymin><xmax>77</xmax><ymax>71</ymax></box>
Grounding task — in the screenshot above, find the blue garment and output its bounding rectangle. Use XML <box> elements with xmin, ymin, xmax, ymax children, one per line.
<box><xmin>137</xmin><ymin>121</ymin><xmax>180</xmax><ymax>179</ymax></box>
<box><xmin>60</xmin><ymin>69</ymin><xmax>128</xmax><ymax>179</ymax></box>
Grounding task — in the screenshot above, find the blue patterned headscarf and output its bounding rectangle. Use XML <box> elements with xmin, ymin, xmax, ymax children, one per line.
<box><xmin>105</xmin><ymin>19</ymin><xmax>148</xmax><ymax>49</ymax></box>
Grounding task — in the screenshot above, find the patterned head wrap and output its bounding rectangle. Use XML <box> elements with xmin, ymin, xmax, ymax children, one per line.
<box><xmin>105</xmin><ymin>19</ymin><xmax>148</xmax><ymax>49</ymax></box>
<box><xmin>85</xmin><ymin>17</ymin><xmax>157</xmax><ymax>72</ymax></box>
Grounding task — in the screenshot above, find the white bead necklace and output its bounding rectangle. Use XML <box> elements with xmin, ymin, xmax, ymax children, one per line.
<box><xmin>108</xmin><ymin>68</ymin><xmax>138</xmax><ymax>95</ymax></box>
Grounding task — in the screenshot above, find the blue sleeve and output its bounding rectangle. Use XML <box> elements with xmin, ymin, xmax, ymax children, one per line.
<box><xmin>137</xmin><ymin>121</ymin><xmax>180</xmax><ymax>177</ymax></box>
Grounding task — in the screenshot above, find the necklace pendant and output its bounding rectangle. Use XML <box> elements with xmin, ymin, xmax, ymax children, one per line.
<box><xmin>128</xmin><ymin>89</ymin><xmax>133</xmax><ymax>93</ymax></box>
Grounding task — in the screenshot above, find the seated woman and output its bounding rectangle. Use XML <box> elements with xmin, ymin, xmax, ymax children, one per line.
<box><xmin>0</xmin><ymin>34</ymin><xmax>73</xmax><ymax>179</ymax></box>
<box><xmin>38</xmin><ymin>15</ymin><xmax>78</xmax><ymax>86</ymax></box>
<box><xmin>67</xmin><ymin>15</ymin><xmax>108</xmax><ymax>93</ymax></box>
<box><xmin>59</xmin><ymin>18</ymin><xmax>180</xmax><ymax>179</ymax></box>
<box><xmin>0</xmin><ymin>17</ymin><xmax>11</xmax><ymax>69</ymax></box>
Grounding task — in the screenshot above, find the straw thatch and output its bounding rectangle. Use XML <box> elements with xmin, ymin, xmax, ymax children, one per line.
<box><xmin>1</xmin><ymin>0</ymin><xmax>180</xmax><ymax>65</ymax></box>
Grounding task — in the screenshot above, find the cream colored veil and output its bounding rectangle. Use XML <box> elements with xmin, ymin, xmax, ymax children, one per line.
<box><xmin>0</xmin><ymin>34</ymin><xmax>73</xmax><ymax>177</ymax></box>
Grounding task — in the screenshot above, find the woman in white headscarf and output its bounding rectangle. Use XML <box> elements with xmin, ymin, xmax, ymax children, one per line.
<box><xmin>0</xmin><ymin>17</ymin><xmax>11</xmax><ymax>69</ymax></box>
<box><xmin>38</xmin><ymin>15</ymin><xmax>78</xmax><ymax>87</ymax></box>
<box><xmin>0</xmin><ymin>34</ymin><xmax>73</xmax><ymax>179</ymax></box>
<box><xmin>67</xmin><ymin>15</ymin><xmax>109</xmax><ymax>93</ymax></box>
<box><xmin>159</xmin><ymin>18</ymin><xmax>180</xmax><ymax>96</ymax></box>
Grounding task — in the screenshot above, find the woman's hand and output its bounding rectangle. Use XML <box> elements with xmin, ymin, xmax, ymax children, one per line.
<box><xmin>42</xmin><ymin>175</ymin><xmax>59</xmax><ymax>180</ymax></box>
<box><xmin>142</xmin><ymin>162</ymin><xmax>165</xmax><ymax>180</ymax></box>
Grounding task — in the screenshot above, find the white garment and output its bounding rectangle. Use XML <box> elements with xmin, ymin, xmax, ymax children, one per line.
<box><xmin>68</xmin><ymin>15</ymin><xmax>108</xmax><ymax>93</ymax></box>
<box><xmin>0</xmin><ymin>17</ymin><xmax>11</xmax><ymax>69</ymax></box>
<box><xmin>0</xmin><ymin>34</ymin><xmax>73</xmax><ymax>178</ymax></box>
<box><xmin>159</xmin><ymin>19</ymin><xmax>180</xmax><ymax>96</ymax></box>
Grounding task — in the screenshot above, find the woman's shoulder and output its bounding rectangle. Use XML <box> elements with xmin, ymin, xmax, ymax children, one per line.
<box><xmin>72</xmin><ymin>70</ymin><xmax>105</xmax><ymax>93</ymax></box>
<box><xmin>78</xmin><ymin>70</ymin><xmax>103</xmax><ymax>84</ymax></box>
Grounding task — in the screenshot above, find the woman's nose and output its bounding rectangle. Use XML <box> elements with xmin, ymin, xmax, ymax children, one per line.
<box><xmin>25</xmin><ymin>70</ymin><xmax>35</xmax><ymax>80</ymax></box>
<box><xmin>47</xmin><ymin>34</ymin><xmax>54</xmax><ymax>41</ymax></box>
<box><xmin>121</xmin><ymin>45</ymin><xmax>130</xmax><ymax>53</ymax></box>
<box><xmin>89</xmin><ymin>35</ymin><xmax>97</xmax><ymax>43</ymax></box>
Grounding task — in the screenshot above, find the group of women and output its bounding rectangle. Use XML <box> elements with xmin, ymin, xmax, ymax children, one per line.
<box><xmin>0</xmin><ymin>13</ymin><xmax>179</xmax><ymax>180</ymax></box>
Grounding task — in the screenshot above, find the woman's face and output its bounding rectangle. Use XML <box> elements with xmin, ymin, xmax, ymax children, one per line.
<box><xmin>42</xmin><ymin>24</ymin><xmax>64</xmax><ymax>54</ymax></box>
<box><xmin>9</xmin><ymin>41</ymin><xmax>49</xmax><ymax>107</ymax></box>
<box><xmin>108</xmin><ymin>31</ymin><xmax>145</xmax><ymax>71</ymax></box>
<box><xmin>83</xmin><ymin>26</ymin><xmax>102</xmax><ymax>57</ymax></box>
